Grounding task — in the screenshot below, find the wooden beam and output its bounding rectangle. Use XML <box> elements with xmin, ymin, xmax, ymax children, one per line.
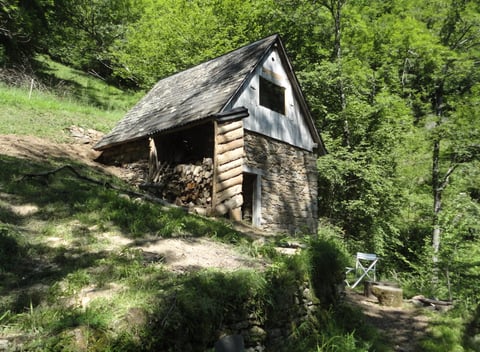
<box><xmin>217</xmin><ymin>120</ymin><xmax>243</xmax><ymax>135</ymax></box>
<box><xmin>212</xmin><ymin>120</ymin><xmax>219</xmax><ymax>213</ymax></box>
<box><xmin>217</xmin><ymin>147</ymin><xmax>244</xmax><ymax>165</ymax></box>
<box><xmin>217</xmin><ymin>128</ymin><xmax>243</xmax><ymax>144</ymax></box>
<box><xmin>215</xmin><ymin>194</ymin><xmax>243</xmax><ymax>215</ymax></box>
<box><xmin>217</xmin><ymin>158</ymin><xmax>243</xmax><ymax>174</ymax></box>
<box><xmin>216</xmin><ymin>184</ymin><xmax>242</xmax><ymax>203</ymax></box>
<box><xmin>217</xmin><ymin>138</ymin><xmax>244</xmax><ymax>154</ymax></box>
<box><xmin>217</xmin><ymin>165</ymin><xmax>243</xmax><ymax>183</ymax></box>
<box><xmin>216</xmin><ymin>174</ymin><xmax>243</xmax><ymax>193</ymax></box>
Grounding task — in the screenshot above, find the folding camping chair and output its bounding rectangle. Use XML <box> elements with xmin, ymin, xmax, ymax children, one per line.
<box><xmin>345</xmin><ymin>252</ymin><xmax>379</xmax><ymax>289</ymax></box>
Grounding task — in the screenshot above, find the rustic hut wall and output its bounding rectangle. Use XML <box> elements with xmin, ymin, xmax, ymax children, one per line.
<box><xmin>97</xmin><ymin>139</ymin><xmax>149</xmax><ymax>165</ymax></box>
<box><xmin>243</xmin><ymin>131</ymin><xmax>318</xmax><ymax>234</ymax></box>
<box><xmin>213</xmin><ymin>120</ymin><xmax>244</xmax><ymax>220</ymax></box>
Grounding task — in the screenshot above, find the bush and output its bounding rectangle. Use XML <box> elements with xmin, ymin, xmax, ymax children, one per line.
<box><xmin>307</xmin><ymin>235</ymin><xmax>349</xmax><ymax>307</ymax></box>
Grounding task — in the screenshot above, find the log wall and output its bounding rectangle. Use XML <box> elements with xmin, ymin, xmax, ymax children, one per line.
<box><xmin>97</xmin><ymin>139</ymin><xmax>149</xmax><ymax>165</ymax></box>
<box><xmin>244</xmin><ymin>131</ymin><xmax>318</xmax><ymax>235</ymax></box>
<box><xmin>213</xmin><ymin>120</ymin><xmax>244</xmax><ymax>219</ymax></box>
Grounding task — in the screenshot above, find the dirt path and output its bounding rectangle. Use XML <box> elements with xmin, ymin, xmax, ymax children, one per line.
<box><xmin>345</xmin><ymin>290</ymin><xmax>430</xmax><ymax>351</ymax></box>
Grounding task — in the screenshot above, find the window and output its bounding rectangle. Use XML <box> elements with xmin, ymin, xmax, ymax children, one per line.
<box><xmin>259</xmin><ymin>76</ymin><xmax>285</xmax><ymax>115</ymax></box>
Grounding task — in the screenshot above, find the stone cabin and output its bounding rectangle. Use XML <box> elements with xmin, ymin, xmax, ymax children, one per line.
<box><xmin>94</xmin><ymin>34</ymin><xmax>326</xmax><ymax>235</ymax></box>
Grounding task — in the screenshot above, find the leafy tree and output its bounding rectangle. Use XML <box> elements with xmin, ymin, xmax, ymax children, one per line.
<box><xmin>393</xmin><ymin>0</ymin><xmax>480</xmax><ymax>284</ymax></box>
<box><xmin>295</xmin><ymin>1</ymin><xmax>409</xmax><ymax>259</ymax></box>
<box><xmin>0</xmin><ymin>0</ymin><xmax>51</xmax><ymax>65</ymax></box>
<box><xmin>111</xmin><ymin>0</ymin><xmax>266</xmax><ymax>87</ymax></box>
<box><xmin>44</xmin><ymin>0</ymin><xmax>142</xmax><ymax>81</ymax></box>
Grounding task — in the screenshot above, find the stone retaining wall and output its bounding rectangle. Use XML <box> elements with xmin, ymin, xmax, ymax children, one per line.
<box><xmin>218</xmin><ymin>281</ymin><xmax>318</xmax><ymax>351</ymax></box>
<box><xmin>244</xmin><ymin>131</ymin><xmax>318</xmax><ymax>235</ymax></box>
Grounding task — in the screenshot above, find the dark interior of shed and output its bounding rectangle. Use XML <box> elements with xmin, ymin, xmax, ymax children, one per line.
<box><xmin>155</xmin><ymin>122</ymin><xmax>214</xmax><ymax>164</ymax></box>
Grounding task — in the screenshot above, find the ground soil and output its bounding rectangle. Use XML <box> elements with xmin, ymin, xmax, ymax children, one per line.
<box><xmin>0</xmin><ymin>132</ymin><xmax>430</xmax><ymax>350</ymax></box>
<box><xmin>345</xmin><ymin>289</ymin><xmax>430</xmax><ymax>351</ymax></box>
<box><xmin>0</xmin><ymin>133</ymin><xmax>267</xmax><ymax>272</ymax></box>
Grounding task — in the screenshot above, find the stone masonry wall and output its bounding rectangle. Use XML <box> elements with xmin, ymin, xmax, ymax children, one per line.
<box><xmin>218</xmin><ymin>280</ymin><xmax>318</xmax><ymax>352</ymax></box>
<box><xmin>244</xmin><ymin>131</ymin><xmax>318</xmax><ymax>235</ymax></box>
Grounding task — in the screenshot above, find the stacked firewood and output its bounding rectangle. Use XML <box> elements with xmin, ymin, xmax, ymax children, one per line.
<box><xmin>142</xmin><ymin>158</ymin><xmax>213</xmax><ymax>207</ymax></box>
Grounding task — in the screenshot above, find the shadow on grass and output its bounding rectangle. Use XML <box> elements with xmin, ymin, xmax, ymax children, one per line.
<box><xmin>0</xmin><ymin>154</ymin><xmax>240</xmax><ymax>239</ymax></box>
<box><xmin>0</xmin><ymin>154</ymin><xmax>243</xmax><ymax>310</ymax></box>
<box><xmin>33</xmin><ymin>56</ymin><xmax>138</xmax><ymax>111</ymax></box>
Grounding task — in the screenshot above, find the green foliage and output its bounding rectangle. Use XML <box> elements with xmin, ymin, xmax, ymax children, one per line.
<box><xmin>307</xmin><ymin>234</ymin><xmax>349</xmax><ymax>307</ymax></box>
<box><xmin>0</xmin><ymin>0</ymin><xmax>51</xmax><ymax>63</ymax></box>
<box><xmin>43</xmin><ymin>0</ymin><xmax>142</xmax><ymax>82</ymax></box>
<box><xmin>111</xmin><ymin>0</ymin><xmax>267</xmax><ymax>87</ymax></box>
<box><xmin>1</xmin><ymin>0</ymin><xmax>480</xmax><ymax>349</ymax></box>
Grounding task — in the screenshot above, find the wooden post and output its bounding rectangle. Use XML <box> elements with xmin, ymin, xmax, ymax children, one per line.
<box><xmin>148</xmin><ymin>137</ymin><xmax>159</xmax><ymax>182</ymax></box>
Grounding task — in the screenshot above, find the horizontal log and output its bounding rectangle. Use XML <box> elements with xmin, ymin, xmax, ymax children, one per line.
<box><xmin>217</xmin><ymin>158</ymin><xmax>243</xmax><ymax>174</ymax></box>
<box><xmin>217</xmin><ymin>165</ymin><xmax>243</xmax><ymax>183</ymax></box>
<box><xmin>215</xmin><ymin>194</ymin><xmax>243</xmax><ymax>215</ymax></box>
<box><xmin>216</xmin><ymin>147</ymin><xmax>244</xmax><ymax>166</ymax></box>
<box><xmin>217</xmin><ymin>138</ymin><xmax>244</xmax><ymax>154</ymax></box>
<box><xmin>216</xmin><ymin>174</ymin><xmax>242</xmax><ymax>193</ymax></box>
<box><xmin>217</xmin><ymin>128</ymin><xmax>243</xmax><ymax>145</ymax></box>
<box><xmin>217</xmin><ymin>120</ymin><xmax>243</xmax><ymax>135</ymax></box>
<box><xmin>216</xmin><ymin>184</ymin><xmax>242</xmax><ymax>204</ymax></box>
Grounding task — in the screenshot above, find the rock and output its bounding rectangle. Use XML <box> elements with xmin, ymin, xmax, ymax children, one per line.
<box><xmin>247</xmin><ymin>326</ymin><xmax>267</xmax><ymax>344</ymax></box>
<box><xmin>214</xmin><ymin>334</ymin><xmax>244</xmax><ymax>352</ymax></box>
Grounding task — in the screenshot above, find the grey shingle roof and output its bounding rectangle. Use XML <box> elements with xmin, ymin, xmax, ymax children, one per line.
<box><xmin>94</xmin><ymin>35</ymin><xmax>279</xmax><ymax>150</ymax></box>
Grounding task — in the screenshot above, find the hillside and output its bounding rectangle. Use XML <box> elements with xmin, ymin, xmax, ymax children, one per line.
<box><xmin>0</xmin><ymin>57</ymin><xmax>475</xmax><ymax>351</ymax></box>
<box><xmin>0</xmin><ymin>125</ymin><xmax>432</xmax><ymax>352</ymax></box>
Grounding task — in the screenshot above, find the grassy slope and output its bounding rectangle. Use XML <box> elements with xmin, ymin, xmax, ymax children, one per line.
<box><xmin>0</xmin><ymin>58</ymin><xmax>267</xmax><ymax>351</ymax></box>
<box><xmin>0</xmin><ymin>58</ymin><xmax>405</xmax><ymax>352</ymax></box>
<box><xmin>0</xmin><ymin>56</ymin><xmax>141</xmax><ymax>142</ymax></box>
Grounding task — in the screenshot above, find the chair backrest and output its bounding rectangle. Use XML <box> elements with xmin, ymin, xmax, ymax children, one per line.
<box><xmin>356</xmin><ymin>252</ymin><xmax>377</xmax><ymax>261</ymax></box>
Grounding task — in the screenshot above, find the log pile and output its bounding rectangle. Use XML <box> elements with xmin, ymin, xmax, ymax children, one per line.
<box><xmin>142</xmin><ymin>158</ymin><xmax>213</xmax><ymax>207</ymax></box>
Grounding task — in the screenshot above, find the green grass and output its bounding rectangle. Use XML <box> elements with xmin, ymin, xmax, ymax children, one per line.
<box><xmin>34</xmin><ymin>55</ymin><xmax>142</xmax><ymax>112</ymax></box>
<box><xmin>0</xmin><ymin>83</ymin><xmax>124</xmax><ymax>142</ymax></box>
<box><xmin>0</xmin><ymin>153</ymin><xmax>378</xmax><ymax>350</ymax></box>
<box><xmin>0</xmin><ymin>54</ymin><xmax>144</xmax><ymax>142</ymax></box>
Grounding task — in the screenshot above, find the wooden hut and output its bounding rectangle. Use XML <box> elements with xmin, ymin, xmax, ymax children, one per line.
<box><xmin>94</xmin><ymin>34</ymin><xmax>326</xmax><ymax>234</ymax></box>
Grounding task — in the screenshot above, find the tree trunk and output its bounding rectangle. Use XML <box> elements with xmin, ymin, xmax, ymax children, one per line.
<box><xmin>431</xmin><ymin>81</ymin><xmax>444</xmax><ymax>284</ymax></box>
<box><xmin>324</xmin><ymin>0</ymin><xmax>350</xmax><ymax>148</ymax></box>
<box><xmin>432</xmin><ymin>138</ymin><xmax>441</xmax><ymax>284</ymax></box>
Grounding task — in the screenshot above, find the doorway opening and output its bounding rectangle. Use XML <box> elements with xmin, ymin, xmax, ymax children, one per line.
<box><xmin>242</xmin><ymin>171</ymin><xmax>261</xmax><ymax>227</ymax></box>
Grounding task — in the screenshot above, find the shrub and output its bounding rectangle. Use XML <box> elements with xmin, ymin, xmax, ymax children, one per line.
<box><xmin>307</xmin><ymin>236</ymin><xmax>349</xmax><ymax>307</ymax></box>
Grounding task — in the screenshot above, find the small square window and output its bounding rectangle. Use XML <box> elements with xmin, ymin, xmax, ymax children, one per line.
<box><xmin>259</xmin><ymin>76</ymin><xmax>285</xmax><ymax>115</ymax></box>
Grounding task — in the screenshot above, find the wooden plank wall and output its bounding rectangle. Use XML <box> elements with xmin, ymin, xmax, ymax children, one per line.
<box><xmin>213</xmin><ymin>120</ymin><xmax>244</xmax><ymax>220</ymax></box>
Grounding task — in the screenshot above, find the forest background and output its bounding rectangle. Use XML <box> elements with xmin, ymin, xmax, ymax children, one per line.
<box><xmin>1</xmin><ymin>0</ymin><xmax>480</xmax><ymax>349</ymax></box>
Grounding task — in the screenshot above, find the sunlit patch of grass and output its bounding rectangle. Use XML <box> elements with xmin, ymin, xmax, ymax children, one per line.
<box><xmin>0</xmin><ymin>83</ymin><xmax>124</xmax><ymax>142</ymax></box>
<box><xmin>419</xmin><ymin>310</ymin><xmax>467</xmax><ymax>352</ymax></box>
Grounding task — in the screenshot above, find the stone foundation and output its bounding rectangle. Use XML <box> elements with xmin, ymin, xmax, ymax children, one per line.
<box><xmin>244</xmin><ymin>132</ymin><xmax>318</xmax><ymax>235</ymax></box>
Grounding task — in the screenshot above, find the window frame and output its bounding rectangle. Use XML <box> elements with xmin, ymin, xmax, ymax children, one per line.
<box><xmin>259</xmin><ymin>76</ymin><xmax>286</xmax><ymax>115</ymax></box>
